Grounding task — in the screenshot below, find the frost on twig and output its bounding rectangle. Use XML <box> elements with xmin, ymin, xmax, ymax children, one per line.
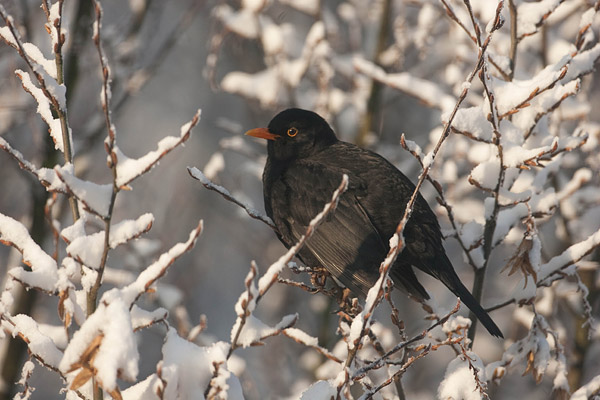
<box><xmin>188</xmin><ymin>166</ymin><xmax>276</xmax><ymax>230</ymax></box>
<box><xmin>111</xmin><ymin>110</ymin><xmax>201</xmax><ymax>188</ymax></box>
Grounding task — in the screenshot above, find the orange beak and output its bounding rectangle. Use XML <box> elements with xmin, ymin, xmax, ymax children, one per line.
<box><xmin>245</xmin><ymin>127</ymin><xmax>279</xmax><ymax>141</ymax></box>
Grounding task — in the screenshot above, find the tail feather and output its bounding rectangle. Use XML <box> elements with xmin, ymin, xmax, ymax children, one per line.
<box><xmin>451</xmin><ymin>279</ymin><xmax>503</xmax><ymax>338</ymax></box>
<box><xmin>433</xmin><ymin>256</ymin><xmax>503</xmax><ymax>338</ymax></box>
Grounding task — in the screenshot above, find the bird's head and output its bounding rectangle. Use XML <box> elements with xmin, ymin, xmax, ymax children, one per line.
<box><xmin>245</xmin><ymin>108</ymin><xmax>338</xmax><ymax>161</ymax></box>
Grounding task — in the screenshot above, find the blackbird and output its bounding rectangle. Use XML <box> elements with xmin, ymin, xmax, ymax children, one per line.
<box><xmin>246</xmin><ymin>108</ymin><xmax>502</xmax><ymax>338</ymax></box>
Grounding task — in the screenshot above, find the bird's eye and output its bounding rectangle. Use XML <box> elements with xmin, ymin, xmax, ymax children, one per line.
<box><xmin>287</xmin><ymin>127</ymin><xmax>298</xmax><ymax>137</ymax></box>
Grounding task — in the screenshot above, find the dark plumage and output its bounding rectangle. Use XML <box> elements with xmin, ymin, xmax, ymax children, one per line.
<box><xmin>246</xmin><ymin>108</ymin><xmax>502</xmax><ymax>338</ymax></box>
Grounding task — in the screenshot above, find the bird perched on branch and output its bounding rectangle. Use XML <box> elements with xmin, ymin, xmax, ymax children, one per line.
<box><xmin>246</xmin><ymin>108</ymin><xmax>502</xmax><ymax>338</ymax></box>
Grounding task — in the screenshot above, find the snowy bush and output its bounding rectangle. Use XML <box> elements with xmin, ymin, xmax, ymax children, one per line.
<box><xmin>0</xmin><ymin>0</ymin><xmax>599</xmax><ymax>399</ymax></box>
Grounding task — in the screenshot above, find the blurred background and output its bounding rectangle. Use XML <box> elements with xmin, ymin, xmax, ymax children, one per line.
<box><xmin>1</xmin><ymin>0</ymin><xmax>599</xmax><ymax>399</ymax></box>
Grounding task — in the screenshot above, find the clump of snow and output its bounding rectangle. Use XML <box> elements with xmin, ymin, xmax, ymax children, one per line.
<box><xmin>113</xmin><ymin>109</ymin><xmax>200</xmax><ymax>187</ymax></box>
<box><xmin>15</xmin><ymin>70</ymin><xmax>64</xmax><ymax>152</ymax></box>
<box><xmin>10</xmin><ymin>314</ymin><xmax>63</xmax><ymax>368</ymax></box>
<box><xmin>159</xmin><ymin>329</ymin><xmax>243</xmax><ymax>399</ymax></box>
<box><xmin>562</xmin><ymin>43</ymin><xmax>600</xmax><ymax>82</ymax></box>
<box><xmin>450</xmin><ymin>106</ymin><xmax>493</xmax><ymax>142</ymax></box>
<box><xmin>354</xmin><ymin>57</ymin><xmax>456</xmax><ymax>113</ymax></box>
<box><xmin>469</xmin><ymin>158</ymin><xmax>500</xmax><ymax>190</ymax></box>
<box><xmin>214</xmin><ymin>4</ymin><xmax>260</xmax><ymax>39</ymax></box>
<box><xmin>231</xmin><ymin>314</ymin><xmax>297</xmax><ymax>348</ymax></box>
<box><xmin>118</xmin><ymin>221</ymin><xmax>203</xmax><ymax>306</ymax></box>
<box><xmin>438</xmin><ymin>352</ymin><xmax>486</xmax><ymax>400</ymax></box>
<box><xmin>203</xmin><ymin>152</ymin><xmax>225</xmax><ymax>180</ymax></box>
<box><xmin>1</xmin><ymin>213</ymin><xmax>59</xmax><ymax>292</ymax></box>
<box><xmin>517</xmin><ymin>0</ymin><xmax>563</xmax><ymax>38</ymax></box>
<box><xmin>279</xmin><ymin>0</ymin><xmax>320</xmax><ymax>15</ymax></box>
<box><xmin>59</xmin><ymin>296</ymin><xmax>139</xmax><ymax>392</ymax></box>
<box><xmin>297</xmin><ymin>379</ymin><xmax>338</xmax><ymax>399</ymax></box>
<box><xmin>56</xmin><ymin>168</ymin><xmax>112</xmax><ymax>218</ymax></box>
<box><xmin>571</xmin><ymin>374</ymin><xmax>600</xmax><ymax>400</ymax></box>
<box><xmin>491</xmin><ymin>55</ymin><xmax>571</xmax><ymax>116</ymax></box>
<box><xmin>66</xmin><ymin>214</ymin><xmax>153</xmax><ymax>269</ymax></box>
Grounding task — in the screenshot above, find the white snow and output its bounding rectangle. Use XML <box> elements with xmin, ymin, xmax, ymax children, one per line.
<box><xmin>59</xmin><ymin>297</ymin><xmax>139</xmax><ymax>391</ymax></box>
<box><xmin>298</xmin><ymin>379</ymin><xmax>337</xmax><ymax>399</ymax></box>
<box><xmin>438</xmin><ymin>352</ymin><xmax>486</xmax><ymax>400</ymax></box>
<box><xmin>571</xmin><ymin>374</ymin><xmax>600</xmax><ymax>400</ymax></box>
<box><xmin>47</xmin><ymin>2</ymin><xmax>62</xmax><ymax>56</ymax></box>
<box><xmin>517</xmin><ymin>0</ymin><xmax>563</xmax><ymax>38</ymax></box>
<box><xmin>261</xmin><ymin>22</ymin><xmax>285</xmax><ymax>55</ymax></box>
<box><xmin>159</xmin><ymin>329</ymin><xmax>243</xmax><ymax>399</ymax></box>
<box><xmin>538</xmin><ymin>227</ymin><xmax>600</xmax><ymax>283</ymax></box>
<box><xmin>119</xmin><ymin>221</ymin><xmax>203</xmax><ymax>306</ymax></box>
<box><xmin>279</xmin><ymin>0</ymin><xmax>320</xmax><ymax>15</ymax></box>
<box><xmin>562</xmin><ymin>43</ymin><xmax>600</xmax><ymax>82</ymax></box>
<box><xmin>469</xmin><ymin>158</ymin><xmax>500</xmax><ymax>190</ymax></box>
<box><xmin>0</xmin><ymin>26</ymin><xmax>17</xmax><ymax>47</ymax></box>
<box><xmin>401</xmin><ymin>136</ymin><xmax>425</xmax><ymax>159</ymax></box>
<box><xmin>22</xmin><ymin>43</ymin><xmax>58</xmax><ymax>79</ymax></box>
<box><xmin>203</xmin><ymin>152</ymin><xmax>225</xmax><ymax>180</ymax></box>
<box><xmin>120</xmin><ymin>374</ymin><xmax>160</xmax><ymax>400</ymax></box>
<box><xmin>459</xmin><ymin>221</ymin><xmax>484</xmax><ymax>250</ymax></box>
<box><xmin>56</xmin><ymin>168</ymin><xmax>112</xmax><ymax>218</ymax></box>
<box><xmin>113</xmin><ymin>109</ymin><xmax>200</xmax><ymax>187</ymax></box>
<box><xmin>1</xmin><ymin>213</ymin><xmax>59</xmax><ymax>292</ymax></box>
<box><xmin>283</xmin><ymin>327</ymin><xmax>319</xmax><ymax>347</ymax></box>
<box><xmin>491</xmin><ymin>55</ymin><xmax>571</xmax><ymax>116</ymax></box>
<box><xmin>354</xmin><ymin>57</ymin><xmax>456</xmax><ymax>112</ymax></box>
<box><xmin>214</xmin><ymin>5</ymin><xmax>260</xmax><ymax>39</ymax></box>
<box><xmin>450</xmin><ymin>106</ymin><xmax>493</xmax><ymax>142</ymax></box>
<box><xmin>10</xmin><ymin>314</ymin><xmax>63</xmax><ymax>368</ymax></box>
<box><xmin>222</xmin><ymin>68</ymin><xmax>281</xmax><ymax>107</ymax></box>
<box><xmin>231</xmin><ymin>314</ymin><xmax>297</xmax><ymax>348</ymax></box>
<box><xmin>15</xmin><ymin>70</ymin><xmax>64</xmax><ymax>152</ymax></box>
<box><xmin>130</xmin><ymin>305</ymin><xmax>168</xmax><ymax>331</ymax></box>
<box><xmin>442</xmin><ymin>315</ymin><xmax>472</xmax><ymax>335</ymax></box>
<box><xmin>66</xmin><ymin>214</ymin><xmax>153</xmax><ymax>269</ymax></box>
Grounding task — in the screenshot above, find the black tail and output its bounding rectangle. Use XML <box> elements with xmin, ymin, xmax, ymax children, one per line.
<box><xmin>450</xmin><ymin>278</ymin><xmax>503</xmax><ymax>338</ymax></box>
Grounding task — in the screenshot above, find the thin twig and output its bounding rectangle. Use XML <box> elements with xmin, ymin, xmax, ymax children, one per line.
<box><xmin>187</xmin><ymin>167</ymin><xmax>277</xmax><ymax>231</ymax></box>
<box><xmin>0</xmin><ymin>4</ymin><xmax>79</xmax><ymax>221</ymax></box>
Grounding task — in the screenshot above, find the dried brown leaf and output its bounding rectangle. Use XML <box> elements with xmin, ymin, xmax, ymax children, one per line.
<box><xmin>70</xmin><ymin>367</ymin><xmax>93</xmax><ymax>391</ymax></box>
<box><xmin>502</xmin><ymin>235</ymin><xmax>537</xmax><ymax>287</ymax></box>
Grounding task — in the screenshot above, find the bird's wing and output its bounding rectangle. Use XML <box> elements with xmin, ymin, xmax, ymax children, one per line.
<box><xmin>276</xmin><ymin>163</ymin><xmax>388</xmax><ymax>297</ymax></box>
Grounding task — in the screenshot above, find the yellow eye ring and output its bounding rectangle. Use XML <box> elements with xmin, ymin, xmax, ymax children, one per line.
<box><xmin>287</xmin><ymin>127</ymin><xmax>298</xmax><ymax>137</ymax></box>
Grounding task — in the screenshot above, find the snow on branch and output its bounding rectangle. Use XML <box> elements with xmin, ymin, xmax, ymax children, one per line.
<box><xmin>64</xmin><ymin>214</ymin><xmax>154</xmax><ymax>269</ymax></box>
<box><xmin>187</xmin><ymin>166</ymin><xmax>276</xmax><ymax>230</ymax></box>
<box><xmin>55</xmin><ymin>168</ymin><xmax>113</xmax><ymax>218</ymax></box>
<box><xmin>537</xmin><ymin>228</ymin><xmax>600</xmax><ymax>286</ymax></box>
<box><xmin>0</xmin><ymin>5</ymin><xmax>70</xmax><ymax>154</ymax></box>
<box><xmin>354</xmin><ymin>57</ymin><xmax>456</xmax><ymax>112</ymax></box>
<box><xmin>0</xmin><ymin>213</ymin><xmax>59</xmax><ymax>292</ymax></box>
<box><xmin>157</xmin><ymin>329</ymin><xmax>243</xmax><ymax>399</ymax></box>
<box><xmin>0</xmin><ymin>137</ymin><xmax>68</xmax><ymax>192</ymax></box>
<box><xmin>117</xmin><ymin>220</ymin><xmax>203</xmax><ymax>307</ymax></box>
<box><xmin>4</xmin><ymin>314</ymin><xmax>63</xmax><ymax>369</ymax></box>
<box><xmin>112</xmin><ymin>109</ymin><xmax>201</xmax><ymax>187</ymax></box>
<box><xmin>15</xmin><ymin>69</ymin><xmax>65</xmax><ymax>152</ymax></box>
<box><xmin>220</xmin><ymin>21</ymin><xmax>326</xmax><ymax>107</ymax></box>
<box><xmin>517</xmin><ymin>0</ymin><xmax>565</xmax><ymax>40</ymax></box>
<box><xmin>491</xmin><ymin>55</ymin><xmax>570</xmax><ymax>119</ymax></box>
<box><xmin>59</xmin><ymin>296</ymin><xmax>138</xmax><ymax>398</ymax></box>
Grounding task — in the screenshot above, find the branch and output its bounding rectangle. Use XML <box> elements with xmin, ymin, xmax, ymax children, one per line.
<box><xmin>187</xmin><ymin>167</ymin><xmax>277</xmax><ymax>231</ymax></box>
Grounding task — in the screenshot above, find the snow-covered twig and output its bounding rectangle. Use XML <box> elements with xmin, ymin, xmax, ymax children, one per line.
<box><xmin>187</xmin><ymin>166</ymin><xmax>277</xmax><ymax>230</ymax></box>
